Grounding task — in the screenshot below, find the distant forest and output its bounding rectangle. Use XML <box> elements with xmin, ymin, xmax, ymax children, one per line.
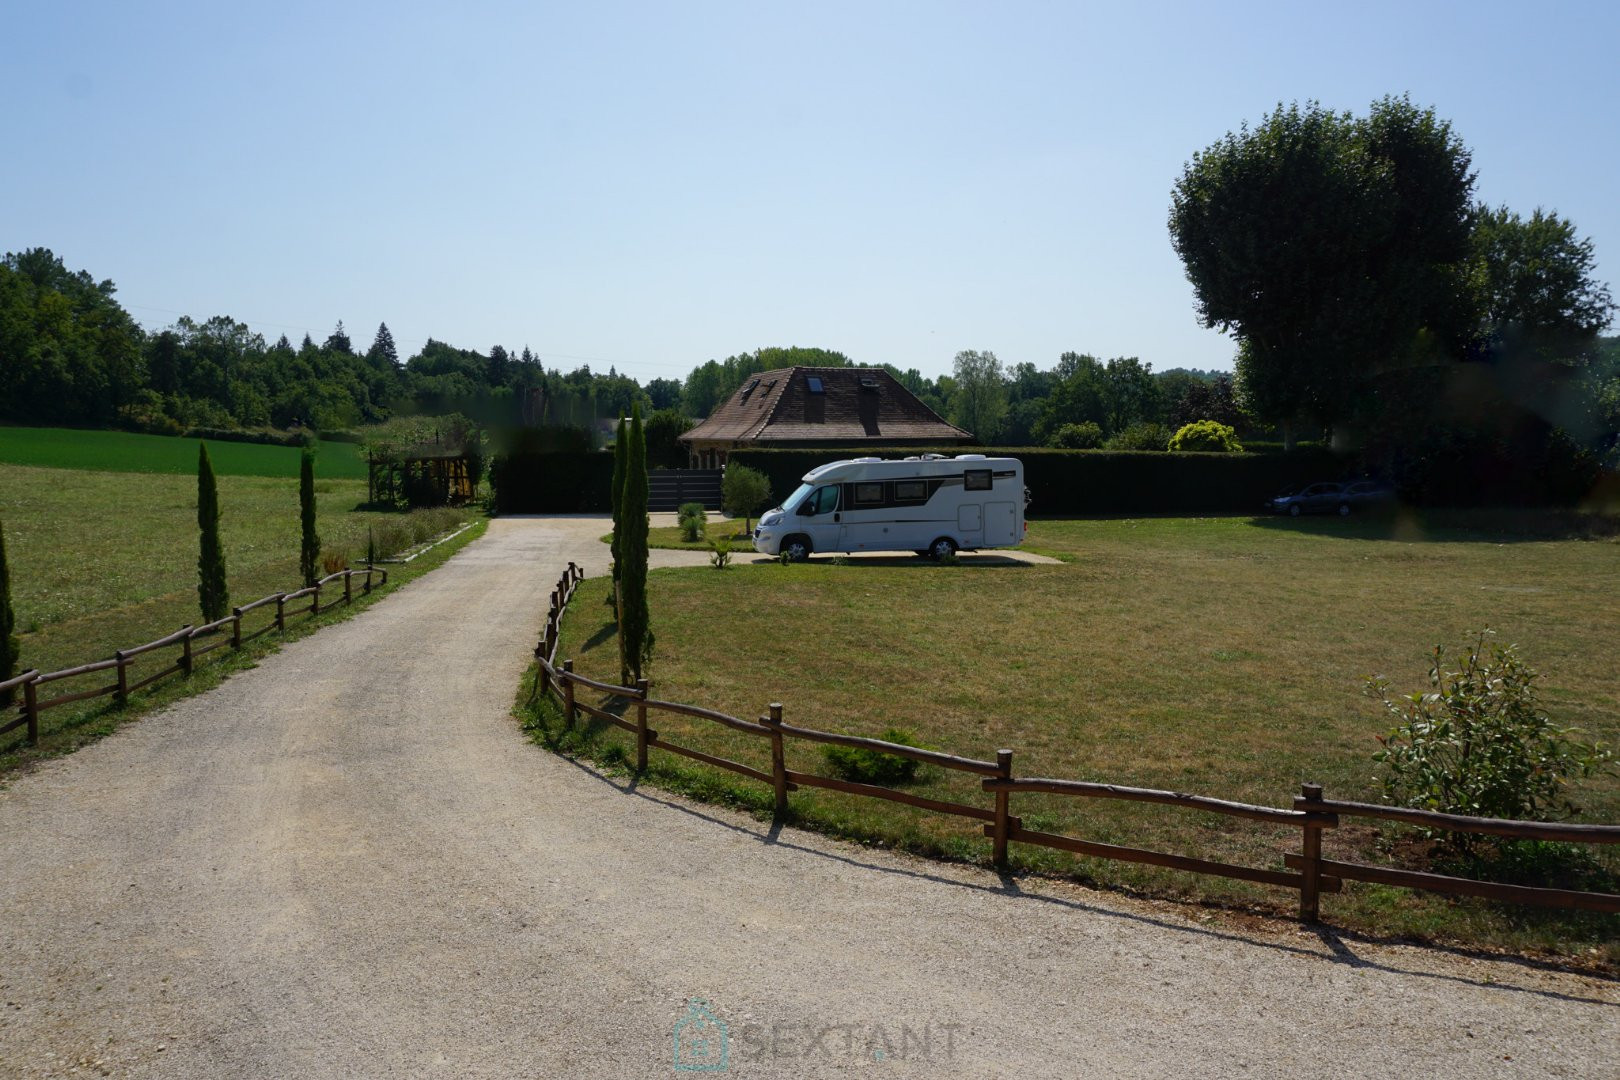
<box><xmin>0</xmin><ymin>249</ymin><xmax>1250</xmax><ymax>449</ymax></box>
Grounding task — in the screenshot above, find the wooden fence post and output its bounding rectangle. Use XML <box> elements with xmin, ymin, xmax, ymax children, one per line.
<box><xmin>344</xmin><ymin>571</ymin><xmax>353</xmax><ymax>606</ymax></box>
<box><xmin>536</xmin><ymin>638</ymin><xmax>551</xmax><ymax>698</ymax></box>
<box><xmin>562</xmin><ymin>659</ymin><xmax>576</xmax><ymax>729</ymax></box>
<box><xmin>311</xmin><ymin>582</ymin><xmax>321</xmax><ymax>616</ymax></box>
<box><xmin>23</xmin><ymin>676</ymin><xmax>39</xmax><ymax>745</ymax></box>
<box><xmin>363</xmin><ymin>567</ymin><xmax>373</xmax><ymax>594</ymax></box>
<box><xmin>766</xmin><ymin>702</ymin><xmax>788</xmax><ymax>818</ymax></box>
<box><xmin>275</xmin><ymin>594</ymin><xmax>286</xmax><ymax>632</ymax></box>
<box><xmin>635</xmin><ymin>678</ymin><xmax>651</xmax><ymax>772</ymax></box>
<box><xmin>1298</xmin><ymin>782</ymin><xmax>1325</xmax><ymax>922</ymax></box>
<box><xmin>181</xmin><ymin>628</ymin><xmax>194</xmax><ymax>676</ymax></box>
<box><xmin>992</xmin><ymin>749</ymin><xmax>1014</xmax><ymax>869</ymax></box>
<box><xmin>231</xmin><ymin>608</ymin><xmax>243</xmax><ymax>649</ymax></box>
<box><xmin>115</xmin><ymin>650</ymin><xmax>129</xmax><ymax>705</ymax></box>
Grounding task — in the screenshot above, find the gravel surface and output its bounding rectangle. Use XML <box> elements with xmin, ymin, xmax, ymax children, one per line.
<box><xmin>1</xmin><ymin>516</ymin><xmax>1613</xmax><ymax>1079</ymax></box>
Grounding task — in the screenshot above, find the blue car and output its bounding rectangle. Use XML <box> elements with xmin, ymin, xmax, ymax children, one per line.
<box><xmin>1269</xmin><ymin>480</ymin><xmax>1396</xmax><ymax>517</ymax></box>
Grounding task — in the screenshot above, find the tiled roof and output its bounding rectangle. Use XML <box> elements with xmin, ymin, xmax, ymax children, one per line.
<box><xmin>680</xmin><ymin>367</ymin><xmax>970</xmax><ymax>444</ymax></box>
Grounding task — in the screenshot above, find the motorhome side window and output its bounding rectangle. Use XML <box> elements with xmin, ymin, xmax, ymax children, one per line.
<box><xmin>801</xmin><ymin>485</ymin><xmax>839</xmax><ymax>515</ymax></box>
<box><xmin>852</xmin><ymin>482</ymin><xmax>884</xmax><ymax>506</ymax></box>
<box><xmin>893</xmin><ymin>480</ymin><xmax>928</xmax><ymax>503</ymax></box>
<box><xmin>964</xmin><ymin>469</ymin><xmax>993</xmax><ymax>491</ymax></box>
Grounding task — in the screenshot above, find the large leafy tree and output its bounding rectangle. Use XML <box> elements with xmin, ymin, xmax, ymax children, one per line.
<box><xmin>950</xmin><ymin>349</ymin><xmax>1007</xmax><ymax>442</ymax></box>
<box><xmin>1169</xmin><ymin>97</ymin><xmax>1475</xmax><ymax>445</ymax></box>
<box><xmin>1468</xmin><ymin>206</ymin><xmax>1616</xmax><ymax>449</ymax></box>
<box><xmin>0</xmin><ymin>248</ymin><xmax>144</xmax><ymax>425</ymax></box>
<box><xmin>1472</xmin><ymin>206</ymin><xmax>1614</xmax><ymax>368</ymax></box>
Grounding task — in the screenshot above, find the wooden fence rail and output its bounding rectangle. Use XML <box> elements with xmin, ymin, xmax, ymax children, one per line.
<box><xmin>532</xmin><ymin>566</ymin><xmax>1620</xmax><ymax>924</ymax></box>
<box><xmin>3</xmin><ymin>566</ymin><xmax>388</xmax><ymax>748</ymax></box>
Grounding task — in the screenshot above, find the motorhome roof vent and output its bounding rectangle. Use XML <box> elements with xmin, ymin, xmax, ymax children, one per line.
<box><xmin>853</xmin><ymin>456</ymin><xmax>883</xmax><ymax>463</ymax></box>
<box><xmin>920</xmin><ymin>453</ymin><xmax>945</xmax><ymax>460</ymax></box>
<box><xmin>956</xmin><ymin>454</ymin><xmax>987</xmax><ymax>460</ymax></box>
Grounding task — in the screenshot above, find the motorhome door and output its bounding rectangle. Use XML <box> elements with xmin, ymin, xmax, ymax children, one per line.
<box><xmin>794</xmin><ymin>483</ymin><xmax>843</xmax><ymax>554</ymax></box>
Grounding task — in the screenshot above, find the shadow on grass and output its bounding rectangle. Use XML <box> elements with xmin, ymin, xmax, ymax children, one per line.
<box><xmin>516</xmin><ymin>684</ymin><xmax>1618</xmax><ymax>1000</ymax></box>
<box><xmin>1244</xmin><ymin>507</ymin><xmax>1620</xmax><ymax>544</ymax></box>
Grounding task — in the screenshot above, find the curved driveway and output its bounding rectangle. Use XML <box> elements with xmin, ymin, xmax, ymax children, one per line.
<box><xmin>0</xmin><ymin>517</ymin><xmax>1613</xmax><ymax>1079</ymax></box>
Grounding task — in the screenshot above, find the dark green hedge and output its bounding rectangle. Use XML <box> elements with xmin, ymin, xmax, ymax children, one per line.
<box><xmin>727</xmin><ymin>446</ymin><xmax>1354</xmax><ymax>516</ymax></box>
<box><xmin>490</xmin><ymin>451</ymin><xmax>615</xmax><ymax>513</ymax></box>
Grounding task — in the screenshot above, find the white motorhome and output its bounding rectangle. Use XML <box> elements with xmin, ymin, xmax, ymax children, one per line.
<box><xmin>751</xmin><ymin>455</ymin><xmax>1026</xmax><ymax>561</ymax></box>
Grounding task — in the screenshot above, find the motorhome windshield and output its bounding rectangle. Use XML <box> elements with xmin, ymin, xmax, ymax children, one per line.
<box><xmin>783</xmin><ymin>482</ymin><xmax>815</xmax><ymax>512</ymax></box>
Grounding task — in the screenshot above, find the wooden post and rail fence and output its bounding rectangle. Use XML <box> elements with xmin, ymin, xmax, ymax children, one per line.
<box><xmin>531</xmin><ymin>565</ymin><xmax>1620</xmax><ymax>925</ymax></box>
<box><xmin>0</xmin><ymin>566</ymin><xmax>388</xmax><ymax>749</ymax></box>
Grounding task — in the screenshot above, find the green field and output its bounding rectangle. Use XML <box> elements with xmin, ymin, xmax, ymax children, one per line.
<box><xmin>0</xmin><ymin>426</ymin><xmax>367</xmax><ymax>479</ymax></box>
<box><xmin>0</xmin><ymin>427</ymin><xmax>476</xmax><ymax>767</ymax></box>
<box><xmin>537</xmin><ymin>513</ymin><xmax>1620</xmax><ymax>959</ymax></box>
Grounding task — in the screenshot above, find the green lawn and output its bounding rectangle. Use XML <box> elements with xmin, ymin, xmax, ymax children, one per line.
<box><xmin>536</xmin><ymin>512</ymin><xmax>1620</xmax><ymax>960</ymax></box>
<box><xmin>0</xmin><ymin>426</ymin><xmax>367</xmax><ymax>479</ymax></box>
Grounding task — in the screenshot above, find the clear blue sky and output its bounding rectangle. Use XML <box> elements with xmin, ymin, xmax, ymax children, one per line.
<box><xmin>6</xmin><ymin>1</ymin><xmax>1616</xmax><ymax>384</ymax></box>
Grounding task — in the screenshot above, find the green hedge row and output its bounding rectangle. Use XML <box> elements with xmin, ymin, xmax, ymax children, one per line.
<box><xmin>727</xmin><ymin>447</ymin><xmax>1354</xmax><ymax>516</ymax></box>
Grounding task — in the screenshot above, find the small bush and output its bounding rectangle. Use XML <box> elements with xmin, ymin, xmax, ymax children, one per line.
<box><xmin>1368</xmin><ymin>630</ymin><xmax>1614</xmax><ymax>851</ymax></box>
<box><xmin>321</xmin><ymin>550</ymin><xmax>349</xmax><ymax>575</ymax></box>
<box><xmin>1104</xmin><ymin>423</ymin><xmax>1171</xmax><ymax>452</ymax></box>
<box><xmin>708</xmin><ymin>535</ymin><xmax>732</xmax><ymax>569</ymax></box>
<box><xmin>1169</xmin><ymin>420</ymin><xmax>1243</xmax><ymax>453</ymax></box>
<box><xmin>1049</xmin><ymin>421</ymin><xmax>1104</xmax><ymax>449</ymax></box>
<box><xmin>823</xmin><ymin>727</ymin><xmax>924</xmax><ymax>786</ymax></box>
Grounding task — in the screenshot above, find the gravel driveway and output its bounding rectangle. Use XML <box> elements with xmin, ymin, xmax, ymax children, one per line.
<box><xmin>1</xmin><ymin>516</ymin><xmax>1613</xmax><ymax>1079</ymax></box>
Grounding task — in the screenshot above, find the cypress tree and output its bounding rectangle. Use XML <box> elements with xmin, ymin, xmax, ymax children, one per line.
<box><xmin>619</xmin><ymin>404</ymin><xmax>654</xmax><ymax>684</ymax></box>
<box><xmin>608</xmin><ymin>415</ymin><xmax>627</xmax><ymax>615</ymax></box>
<box><xmin>196</xmin><ymin>443</ymin><xmax>229</xmax><ymax>621</ymax></box>
<box><xmin>0</xmin><ymin>518</ymin><xmax>17</xmax><ymax>708</ymax></box>
<box><xmin>299</xmin><ymin>447</ymin><xmax>320</xmax><ymax>587</ymax></box>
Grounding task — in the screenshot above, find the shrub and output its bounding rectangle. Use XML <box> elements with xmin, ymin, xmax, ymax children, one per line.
<box><xmin>1368</xmin><ymin>631</ymin><xmax>1614</xmax><ymax>850</ymax></box>
<box><xmin>321</xmin><ymin>550</ymin><xmax>349</xmax><ymax>575</ymax></box>
<box><xmin>823</xmin><ymin>728</ymin><xmax>924</xmax><ymax>786</ymax></box>
<box><xmin>1103</xmin><ymin>423</ymin><xmax>1171</xmax><ymax>452</ymax></box>
<box><xmin>708</xmin><ymin>535</ymin><xmax>732</xmax><ymax>569</ymax></box>
<box><xmin>1168</xmin><ymin>420</ymin><xmax>1243</xmax><ymax>453</ymax></box>
<box><xmin>1049</xmin><ymin>421</ymin><xmax>1104</xmax><ymax>449</ymax></box>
